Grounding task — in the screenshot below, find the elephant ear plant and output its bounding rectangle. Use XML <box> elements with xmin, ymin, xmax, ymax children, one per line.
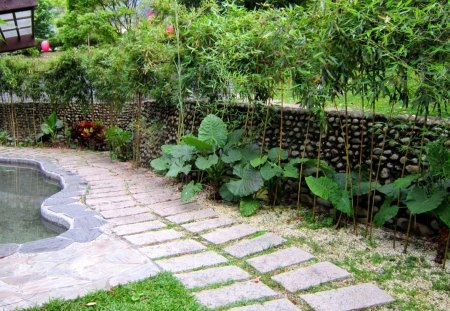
<box><xmin>151</xmin><ymin>114</ymin><xmax>332</xmax><ymax>216</ymax></box>
<box><xmin>37</xmin><ymin>112</ymin><xmax>64</xmax><ymax>143</ymax></box>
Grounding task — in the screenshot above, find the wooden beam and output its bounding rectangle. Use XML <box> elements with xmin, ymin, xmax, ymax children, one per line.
<box><xmin>0</xmin><ymin>1</ymin><xmax>37</xmax><ymax>13</ymax></box>
<box><xmin>0</xmin><ymin>34</ymin><xmax>35</xmax><ymax>52</ymax></box>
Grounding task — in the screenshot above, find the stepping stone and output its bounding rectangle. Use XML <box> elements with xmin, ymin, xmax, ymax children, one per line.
<box><xmin>155</xmin><ymin>251</ymin><xmax>227</xmax><ymax>273</ymax></box>
<box><xmin>108</xmin><ymin>213</ymin><xmax>156</xmax><ymax>226</ymax></box>
<box><xmin>194</xmin><ymin>281</ymin><xmax>277</xmax><ymax>309</ymax></box>
<box><xmin>175</xmin><ymin>266</ymin><xmax>251</xmax><ymax>289</ymax></box>
<box><xmin>124</xmin><ymin>229</ymin><xmax>183</xmax><ymax>246</ymax></box>
<box><xmin>272</xmin><ymin>262</ymin><xmax>351</xmax><ymax>292</ymax></box>
<box><xmin>93</xmin><ymin>200</ymin><xmax>137</xmax><ymax>211</ymax></box>
<box><xmin>228</xmin><ymin>299</ymin><xmax>300</xmax><ymax>311</ymax></box>
<box><xmin>151</xmin><ymin>202</ymin><xmax>202</xmax><ymax>217</ymax></box>
<box><xmin>113</xmin><ymin>220</ymin><xmax>166</xmax><ymax>236</ymax></box>
<box><xmin>224</xmin><ymin>233</ymin><xmax>286</xmax><ymax>258</ymax></box>
<box><xmin>247</xmin><ymin>247</ymin><xmax>315</xmax><ymax>273</ymax></box>
<box><xmin>300</xmin><ymin>283</ymin><xmax>395</xmax><ymax>311</ymax></box>
<box><xmin>201</xmin><ymin>224</ymin><xmax>258</xmax><ymax>245</ymax></box>
<box><xmin>100</xmin><ymin>206</ymin><xmax>146</xmax><ymax>219</ymax></box>
<box><xmin>182</xmin><ymin>217</ymin><xmax>236</xmax><ymax>233</ymax></box>
<box><xmin>140</xmin><ymin>239</ymin><xmax>206</xmax><ymax>259</ymax></box>
<box><xmin>166</xmin><ymin>208</ymin><xmax>218</xmax><ymax>224</ymax></box>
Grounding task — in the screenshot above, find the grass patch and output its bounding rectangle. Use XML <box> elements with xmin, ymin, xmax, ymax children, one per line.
<box><xmin>27</xmin><ymin>272</ymin><xmax>209</xmax><ymax>311</ymax></box>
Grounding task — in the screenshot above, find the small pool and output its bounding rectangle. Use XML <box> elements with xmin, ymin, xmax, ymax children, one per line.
<box><xmin>0</xmin><ymin>164</ymin><xmax>64</xmax><ymax>243</ymax></box>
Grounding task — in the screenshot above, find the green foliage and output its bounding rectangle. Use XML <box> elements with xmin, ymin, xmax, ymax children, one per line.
<box><xmin>38</xmin><ymin>112</ymin><xmax>64</xmax><ymax>143</ymax></box>
<box><xmin>406</xmin><ymin>188</ymin><xmax>446</xmax><ymax>215</ymax></box>
<box><xmin>240</xmin><ymin>197</ymin><xmax>261</xmax><ymax>216</ymax></box>
<box><xmin>35</xmin><ymin>0</ymin><xmax>56</xmax><ymax>40</ymax></box>
<box><xmin>105</xmin><ymin>126</ymin><xmax>132</xmax><ymax>161</ymax></box>
<box><xmin>197</xmin><ymin>114</ymin><xmax>228</xmax><ymax>148</ymax></box>
<box><xmin>181</xmin><ymin>181</ymin><xmax>203</xmax><ymax>202</ymax></box>
<box><xmin>0</xmin><ymin>131</ymin><xmax>8</xmax><ymax>145</ymax></box>
<box><xmin>373</xmin><ymin>199</ymin><xmax>400</xmax><ymax>228</ymax></box>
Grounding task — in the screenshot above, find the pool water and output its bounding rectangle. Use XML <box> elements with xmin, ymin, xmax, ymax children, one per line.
<box><xmin>0</xmin><ymin>164</ymin><xmax>63</xmax><ymax>244</ymax></box>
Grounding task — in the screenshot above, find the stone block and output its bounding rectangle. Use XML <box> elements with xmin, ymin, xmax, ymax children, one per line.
<box><xmin>224</xmin><ymin>233</ymin><xmax>286</xmax><ymax>258</ymax></box>
<box><xmin>113</xmin><ymin>221</ymin><xmax>166</xmax><ymax>236</ymax></box>
<box><xmin>166</xmin><ymin>209</ymin><xmax>218</xmax><ymax>224</ymax></box>
<box><xmin>155</xmin><ymin>251</ymin><xmax>227</xmax><ymax>273</ymax></box>
<box><xmin>181</xmin><ymin>217</ymin><xmax>235</xmax><ymax>233</ymax></box>
<box><xmin>124</xmin><ymin>229</ymin><xmax>183</xmax><ymax>246</ymax></box>
<box><xmin>247</xmin><ymin>247</ymin><xmax>315</xmax><ymax>273</ymax></box>
<box><xmin>175</xmin><ymin>266</ymin><xmax>251</xmax><ymax>289</ymax></box>
<box><xmin>140</xmin><ymin>239</ymin><xmax>206</xmax><ymax>259</ymax></box>
<box><xmin>201</xmin><ymin>224</ymin><xmax>258</xmax><ymax>245</ymax></box>
<box><xmin>228</xmin><ymin>299</ymin><xmax>300</xmax><ymax>311</ymax></box>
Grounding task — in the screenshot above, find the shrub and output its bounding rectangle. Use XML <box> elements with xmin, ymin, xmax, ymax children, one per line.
<box><xmin>71</xmin><ymin>120</ymin><xmax>106</xmax><ymax>150</ymax></box>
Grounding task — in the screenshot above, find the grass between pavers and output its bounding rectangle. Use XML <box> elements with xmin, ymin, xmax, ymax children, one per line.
<box><xmin>26</xmin><ymin>272</ymin><xmax>210</xmax><ymax>311</ymax></box>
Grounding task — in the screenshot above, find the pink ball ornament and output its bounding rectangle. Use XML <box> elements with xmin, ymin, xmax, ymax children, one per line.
<box><xmin>41</xmin><ymin>41</ymin><xmax>51</xmax><ymax>52</ymax></box>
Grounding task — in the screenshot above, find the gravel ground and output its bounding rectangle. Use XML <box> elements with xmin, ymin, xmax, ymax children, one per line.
<box><xmin>198</xmin><ymin>195</ymin><xmax>450</xmax><ymax>311</ymax></box>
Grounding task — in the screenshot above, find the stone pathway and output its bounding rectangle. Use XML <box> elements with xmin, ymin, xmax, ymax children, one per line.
<box><xmin>0</xmin><ymin>147</ymin><xmax>395</xmax><ymax>310</ymax></box>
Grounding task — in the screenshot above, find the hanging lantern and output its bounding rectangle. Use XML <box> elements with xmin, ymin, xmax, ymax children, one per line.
<box><xmin>41</xmin><ymin>40</ymin><xmax>50</xmax><ymax>52</ymax></box>
<box><xmin>166</xmin><ymin>25</ymin><xmax>174</xmax><ymax>35</ymax></box>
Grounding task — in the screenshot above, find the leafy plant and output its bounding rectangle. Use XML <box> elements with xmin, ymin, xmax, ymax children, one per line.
<box><xmin>0</xmin><ymin>131</ymin><xmax>8</xmax><ymax>145</ymax></box>
<box><xmin>71</xmin><ymin>120</ymin><xmax>106</xmax><ymax>150</ymax></box>
<box><xmin>37</xmin><ymin>112</ymin><xmax>64</xmax><ymax>143</ymax></box>
<box><xmin>105</xmin><ymin>126</ymin><xmax>132</xmax><ymax>161</ymax></box>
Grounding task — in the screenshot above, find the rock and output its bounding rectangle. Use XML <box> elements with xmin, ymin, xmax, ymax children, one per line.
<box><xmin>416</xmin><ymin>223</ymin><xmax>434</xmax><ymax>236</ymax></box>
<box><xmin>430</xmin><ymin>220</ymin><xmax>440</xmax><ymax>230</ymax></box>
<box><xmin>380</xmin><ymin>168</ymin><xmax>390</xmax><ymax>178</ymax></box>
<box><xmin>337</xmin><ymin>137</ymin><xmax>345</xmax><ymax>143</ymax></box>
<box><xmin>400</xmin><ymin>137</ymin><xmax>410</xmax><ymax>144</ymax></box>
<box><xmin>390</xmin><ymin>154</ymin><xmax>399</xmax><ymax>161</ymax></box>
<box><xmin>406</xmin><ymin>165</ymin><xmax>420</xmax><ymax>173</ymax></box>
<box><xmin>373</xmin><ymin>148</ymin><xmax>383</xmax><ymax>155</ymax></box>
<box><xmin>396</xmin><ymin>217</ymin><xmax>409</xmax><ymax>230</ymax></box>
<box><xmin>400</xmin><ymin>156</ymin><xmax>407</xmax><ymax>164</ymax></box>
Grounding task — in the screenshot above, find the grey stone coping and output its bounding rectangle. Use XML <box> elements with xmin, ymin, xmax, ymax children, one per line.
<box><xmin>0</xmin><ymin>156</ymin><xmax>105</xmax><ymax>258</ymax></box>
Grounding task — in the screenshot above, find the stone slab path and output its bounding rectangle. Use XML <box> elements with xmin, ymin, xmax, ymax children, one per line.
<box><xmin>0</xmin><ymin>147</ymin><xmax>395</xmax><ymax>310</ymax></box>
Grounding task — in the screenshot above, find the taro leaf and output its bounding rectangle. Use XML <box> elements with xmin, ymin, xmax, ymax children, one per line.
<box><xmin>166</xmin><ymin>159</ymin><xmax>191</xmax><ymax>177</ymax></box>
<box><xmin>329</xmin><ymin>189</ymin><xmax>353</xmax><ymax>217</ymax></box>
<box><xmin>47</xmin><ymin>112</ymin><xmax>57</xmax><ymax>127</ymax></box>
<box><xmin>261</xmin><ymin>162</ymin><xmax>283</xmax><ymax>180</ymax></box>
<box><xmin>436</xmin><ymin>201</ymin><xmax>450</xmax><ymax>228</ymax></box>
<box><xmin>221</xmin><ymin>149</ymin><xmax>242</xmax><ymax>163</ymax></box>
<box><xmin>181</xmin><ymin>181</ymin><xmax>202</xmax><ymax>203</ymax></box>
<box><xmin>195</xmin><ymin>154</ymin><xmax>219</xmax><ymax>170</ymax></box>
<box><xmin>55</xmin><ymin>119</ymin><xmax>64</xmax><ymax>130</ymax></box>
<box><xmin>219</xmin><ymin>184</ymin><xmax>240</xmax><ymax>202</ymax></box>
<box><xmin>41</xmin><ymin>123</ymin><xmax>52</xmax><ymax>135</ymax></box>
<box><xmin>226</xmin><ymin>167</ymin><xmax>264</xmax><ymax>197</ymax></box>
<box><xmin>378</xmin><ymin>182</ymin><xmax>395</xmax><ymax>197</ymax></box>
<box><xmin>283</xmin><ymin>163</ymin><xmax>299</xmax><ymax>178</ymax></box>
<box><xmin>170</xmin><ymin>144</ymin><xmax>197</xmax><ymax>161</ymax></box>
<box><xmin>198</xmin><ymin>114</ymin><xmax>228</xmax><ymax>148</ymax></box>
<box><xmin>250</xmin><ymin>155</ymin><xmax>268</xmax><ymax>168</ymax></box>
<box><xmin>182</xmin><ymin>135</ymin><xmax>213</xmax><ymax>153</ymax></box>
<box><xmin>226</xmin><ymin>129</ymin><xmax>244</xmax><ymax>148</ymax></box>
<box><xmin>150</xmin><ymin>156</ymin><xmax>170</xmax><ymax>172</ymax></box>
<box><xmin>267</xmin><ymin>148</ymin><xmax>288</xmax><ymax>161</ymax></box>
<box><xmin>406</xmin><ymin>187</ymin><xmax>446</xmax><ymax>214</ymax></box>
<box><xmin>305</xmin><ymin>176</ymin><xmax>339</xmax><ymax>201</ymax></box>
<box><xmin>161</xmin><ymin>144</ymin><xmax>175</xmax><ymax>155</ymax></box>
<box><xmin>393</xmin><ymin>174</ymin><xmax>420</xmax><ymax>190</ymax></box>
<box><xmin>356</xmin><ymin>181</ymin><xmax>381</xmax><ymax>196</ymax></box>
<box><xmin>240</xmin><ymin>144</ymin><xmax>260</xmax><ymax>162</ymax></box>
<box><xmin>373</xmin><ymin>199</ymin><xmax>400</xmax><ymax>227</ymax></box>
<box><xmin>240</xmin><ymin>197</ymin><xmax>261</xmax><ymax>217</ymax></box>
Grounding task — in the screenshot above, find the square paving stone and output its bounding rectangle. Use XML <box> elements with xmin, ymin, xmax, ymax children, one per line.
<box><xmin>181</xmin><ymin>217</ymin><xmax>236</xmax><ymax>233</ymax></box>
<box><xmin>108</xmin><ymin>213</ymin><xmax>156</xmax><ymax>226</ymax></box>
<box><xmin>228</xmin><ymin>299</ymin><xmax>300</xmax><ymax>311</ymax></box>
<box><xmin>300</xmin><ymin>283</ymin><xmax>395</xmax><ymax>311</ymax></box>
<box><xmin>151</xmin><ymin>202</ymin><xmax>203</xmax><ymax>217</ymax></box>
<box><xmin>194</xmin><ymin>281</ymin><xmax>277</xmax><ymax>309</ymax></box>
<box><xmin>201</xmin><ymin>224</ymin><xmax>258</xmax><ymax>245</ymax></box>
<box><xmin>124</xmin><ymin>229</ymin><xmax>184</xmax><ymax>246</ymax></box>
<box><xmin>166</xmin><ymin>208</ymin><xmax>218</xmax><ymax>224</ymax></box>
<box><xmin>224</xmin><ymin>233</ymin><xmax>286</xmax><ymax>258</ymax></box>
<box><xmin>140</xmin><ymin>239</ymin><xmax>206</xmax><ymax>259</ymax></box>
<box><xmin>247</xmin><ymin>247</ymin><xmax>315</xmax><ymax>273</ymax></box>
<box><xmin>272</xmin><ymin>262</ymin><xmax>352</xmax><ymax>292</ymax></box>
<box><xmin>100</xmin><ymin>207</ymin><xmax>146</xmax><ymax>219</ymax></box>
<box><xmin>155</xmin><ymin>251</ymin><xmax>228</xmax><ymax>273</ymax></box>
<box><xmin>175</xmin><ymin>266</ymin><xmax>251</xmax><ymax>289</ymax></box>
<box><xmin>92</xmin><ymin>200</ymin><xmax>137</xmax><ymax>211</ymax></box>
<box><xmin>113</xmin><ymin>220</ymin><xmax>167</xmax><ymax>236</ymax></box>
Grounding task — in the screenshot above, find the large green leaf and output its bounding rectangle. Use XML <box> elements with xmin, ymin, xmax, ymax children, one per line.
<box><xmin>41</xmin><ymin>123</ymin><xmax>53</xmax><ymax>135</ymax></box>
<box><xmin>181</xmin><ymin>181</ymin><xmax>202</xmax><ymax>203</ymax></box>
<box><xmin>283</xmin><ymin>162</ymin><xmax>299</xmax><ymax>178</ymax></box>
<box><xmin>219</xmin><ymin>184</ymin><xmax>240</xmax><ymax>202</ymax></box>
<box><xmin>55</xmin><ymin>119</ymin><xmax>64</xmax><ymax>130</ymax></box>
<box><xmin>356</xmin><ymin>181</ymin><xmax>381</xmax><ymax>196</ymax></box>
<box><xmin>373</xmin><ymin>199</ymin><xmax>400</xmax><ymax>227</ymax></box>
<box><xmin>330</xmin><ymin>189</ymin><xmax>353</xmax><ymax>217</ymax></box>
<box><xmin>240</xmin><ymin>144</ymin><xmax>260</xmax><ymax>162</ymax></box>
<box><xmin>150</xmin><ymin>156</ymin><xmax>170</xmax><ymax>172</ymax></box>
<box><xmin>198</xmin><ymin>114</ymin><xmax>228</xmax><ymax>148</ymax></box>
<box><xmin>267</xmin><ymin>148</ymin><xmax>288</xmax><ymax>161</ymax></box>
<box><xmin>221</xmin><ymin>149</ymin><xmax>242</xmax><ymax>163</ymax></box>
<box><xmin>240</xmin><ymin>198</ymin><xmax>261</xmax><ymax>217</ymax></box>
<box><xmin>170</xmin><ymin>145</ymin><xmax>197</xmax><ymax>161</ymax></box>
<box><xmin>305</xmin><ymin>176</ymin><xmax>339</xmax><ymax>201</ymax></box>
<box><xmin>182</xmin><ymin>135</ymin><xmax>213</xmax><ymax>153</ymax></box>
<box><xmin>226</xmin><ymin>129</ymin><xmax>244</xmax><ymax>148</ymax></box>
<box><xmin>161</xmin><ymin>144</ymin><xmax>175</xmax><ymax>155</ymax></box>
<box><xmin>261</xmin><ymin>163</ymin><xmax>283</xmax><ymax>181</ymax></box>
<box><xmin>250</xmin><ymin>156</ymin><xmax>268</xmax><ymax>168</ymax></box>
<box><xmin>226</xmin><ymin>167</ymin><xmax>264</xmax><ymax>197</ymax></box>
<box><xmin>166</xmin><ymin>159</ymin><xmax>191</xmax><ymax>177</ymax></box>
<box><xmin>406</xmin><ymin>187</ymin><xmax>446</xmax><ymax>214</ymax></box>
<box><xmin>393</xmin><ymin>174</ymin><xmax>420</xmax><ymax>189</ymax></box>
<box><xmin>436</xmin><ymin>201</ymin><xmax>450</xmax><ymax>228</ymax></box>
<box><xmin>195</xmin><ymin>154</ymin><xmax>219</xmax><ymax>170</ymax></box>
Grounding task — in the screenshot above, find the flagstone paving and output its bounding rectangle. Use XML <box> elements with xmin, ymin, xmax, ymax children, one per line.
<box><xmin>0</xmin><ymin>147</ymin><xmax>395</xmax><ymax>310</ymax></box>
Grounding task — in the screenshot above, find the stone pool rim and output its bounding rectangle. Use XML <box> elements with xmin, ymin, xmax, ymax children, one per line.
<box><xmin>0</xmin><ymin>156</ymin><xmax>105</xmax><ymax>258</ymax></box>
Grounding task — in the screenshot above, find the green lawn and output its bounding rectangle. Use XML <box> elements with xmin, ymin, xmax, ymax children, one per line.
<box><xmin>27</xmin><ymin>272</ymin><xmax>209</xmax><ymax>311</ymax></box>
